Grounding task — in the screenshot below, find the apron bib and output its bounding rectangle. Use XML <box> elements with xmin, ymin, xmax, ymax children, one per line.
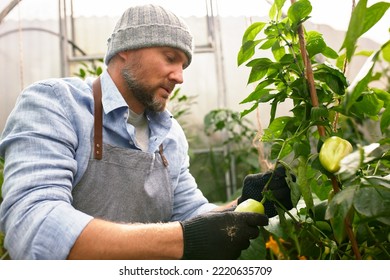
<box><xmin>72</xmin><ymin>78</ymin><xmax>172</xmax><ymax>223</ymax></box>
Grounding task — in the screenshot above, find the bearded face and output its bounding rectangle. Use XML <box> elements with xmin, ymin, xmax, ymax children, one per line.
<box><xmin>119</xmin><ymin>47</ymin><xmax>187</xmax><ymax>113</ymax></box>
<box><xmin>122</xmin><ymin>69</ymin><xmax>166</xmax><ymax>112</ymax></box>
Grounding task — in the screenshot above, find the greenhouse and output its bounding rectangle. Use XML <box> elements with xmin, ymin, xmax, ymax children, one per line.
<box><xmin>0</xmin><ymin>0</ymin><xmax>389</xmax><ymax>265</ymax></box>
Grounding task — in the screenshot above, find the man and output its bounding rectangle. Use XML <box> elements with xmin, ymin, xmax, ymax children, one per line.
<box><xmin>0</xmin><ymin>4</ymin><xmax>291</xmax><ymax>260</ymax></box>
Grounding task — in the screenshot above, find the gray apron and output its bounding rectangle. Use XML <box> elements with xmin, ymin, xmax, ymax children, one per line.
<box><xmin>72</xmin><ymin>78</ymin><xmax>172</xmax><ymax>223</ymax></box>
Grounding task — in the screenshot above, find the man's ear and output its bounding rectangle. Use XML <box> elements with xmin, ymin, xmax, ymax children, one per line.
<box><xmin>115</xmin><ymin>50</ymin><xmax>130</xmax><ymax>62</ymax></box>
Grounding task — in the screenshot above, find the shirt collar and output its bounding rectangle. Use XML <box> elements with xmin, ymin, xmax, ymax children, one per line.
<box><xmin>98</xmin><ymin>70</ymin><xmax>173</xmax><ymax>150</ymax></box>
<box><xmin>100</xmin><ymin>70</ymin><xmax>128</xmax><ymax>114</ymax></box>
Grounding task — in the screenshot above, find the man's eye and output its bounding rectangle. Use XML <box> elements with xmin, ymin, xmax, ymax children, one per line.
<box><xmin>166</xmin><ymin>55</ymin><xmax>175</xmax><ymax>62</ymax></box>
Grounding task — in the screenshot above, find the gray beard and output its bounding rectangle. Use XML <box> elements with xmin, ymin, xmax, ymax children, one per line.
<box><xmin>122</xmin><ymin>70</ymin><xmax>165</xmax><ymax>112</ymax></box>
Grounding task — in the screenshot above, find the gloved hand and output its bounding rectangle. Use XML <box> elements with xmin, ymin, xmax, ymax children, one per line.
<box><xmin>238</xmin><ymin>166</ymin><xmax>295</xmax><ymax>218</ymax></box>
<box><xmin>180</xmin><ymin>211</ymin><xmax>268</xmax><ymax>259</ymax></box>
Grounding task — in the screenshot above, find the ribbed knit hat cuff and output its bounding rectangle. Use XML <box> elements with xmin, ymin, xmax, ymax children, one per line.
<box><xmin>105</xmin><ymin>24</ymin><xmax>193</xmax><ymax>66</ymax></box>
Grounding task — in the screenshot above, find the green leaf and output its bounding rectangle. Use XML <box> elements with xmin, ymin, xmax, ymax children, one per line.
<box><xmin>344</xmin><ymin>51</ymin><xmax>378</xmax><ymax>112</ymax></box>
<box><xmin>381</xmin><ymin>104</ymin><xmax>390</xmax><ymax>133</ymax></box>
<box><xmin>354</xmin><ymin>186</ymin><xmax>390</xmax><ymax>225</ymax></box>
<box><xmin>287</xmin><ymin>0</ymin><xmax>312</xmax><ymax>25</ymax></box>
<box><xmin>336</xmin><ymin>52</ymin><xmax>346</xmax><ymax>70</ymax></box>
<box><xmin>356</xmin><ymin>50</ymin><xmax>375</xmax><ymax>57</ymax></box>
<box><xmin>255</xmin><ymin>78</ymin><xmax>276</xmax><ymax>90</ymax></box>
<box><xmin>326</xmin><ymin>187</ymin><xmax>355</xmax><ymax>220</ymax></box>
<box><xmin>270</xmin><ymin>100</ymin><xmax>278</xmax><ymax>123</ymax></box>
<box><xmin>240</xmin><ymin>88</ymin><xmax>271</xmax><ymax>104</ymax></box>
<box><xmin>248</xmin><ymin>68</ymin><xmax>268</xmax><ymax>84</ymax></box>
<box><xmin>237</xmin><ymin>40</ymin><xmax>261</xmax><ymax>66</ymax></box>
<box><xmin>269</xmin><ymin>1</ymin><xmax>277</xmax><ymax>20</ymax></box>
<box><xmin>246</xmin><ymin>57</ymin><xmax>274</xmax><ymax>69</ymax></box>
<box><xmin>311</xmin><ymin>172</ymin><xmax>333</xmax><ymax>202</ymax></box>
<box><xmin>96</xmin><ymin>66</ymin><xmax>103</xmax><ymax>76</ymax></box>
<box><xmin>270</xmin><ymin>141</ymin><xmax>292</xmax><ymax>160</ymax></box>
<box><xmin>314</xmin><ymin>63</ymin><xmax>348</xmax><ymax>95</ymax></box>
<box><xmin>260</xmin><ymin>38</ymin><xmax>277</xmax><ymax>50</ymax></box>
<box><xmin>361</xmin><ymin>2</ymin><xmax>390</xmax><ymax>37</ymax></box>
<box><xmin>322</xmin><ymin>46</ymin><xmax>339</xmax><ymax>59</ymax></box>
<box><xmin>246</xmin><ymin>58</ymin><xmax>274</xmax><ymax>84</ymax></box>
<box><xmin>296</xmin><ymin>156</ymin><xmax>314</xmax><ymax>212</ymax></box>
<box><xmin>279</xmin><ymin>53</ymin><xmax>296</xmax><ymax>66</ymax></box>
<box><xmin>269</xmin><ymin>0</ymin><xmax>287</xmax><ymax>20</ymax></box>
<box><xmin>310</xmin><ymin>105</ymin><xmax>329</xmax><ymax>121</ymax></box>
<box><xmin>315</xmin><ymin>63</ymin><xmax>348</xmax><ymax>85</ymax></box>
<box><xmin>240</xmin><ymin>103</ymin><xmax>259</xmax><ymax>118</ymax></box>
<box><xmin>261</xmin><ymin>116</ymin><xmax>292</xmax><ymax>142</ymax></box>
<box><xmin>315</xmin><ymin>73</ymin><xmax>344</xmax><ymax>95</ymax></box>
<box><xmin>325</xmin><ymin>187</ymin><xmax>356</xmax><ymax>244</ymax></box>
<box><xmin>383</xmin><ymin>40</ymin><xmax>390</xmax><ymax>62</ymax></box>
<box><xmin>272</xmin><ymin>40</ymin><xmax>286</xmax><ymax>61</ymax></box>
<box><xmin>293</xmin><ymin>140</ymin><xmax>311</xmax><ymax>158</ymax></box>
<box><xmin>239</xmin><ymin>232</ymin><xmax>266</xmax><ymax>260</ymax></box>
<box><xmin>374</xmin><ymin>88</ymin><xmax>390</xmax><ymax>107</ymax></box>
<box><xmin>340</xmin><ymin>0</ymin><xmax>390</xmax><ymax>61</ymax></box>
<box><xmin>362</xmin><ymin>175</ymin><xmax>390</xmax><ymax>188</ymax></box>
<box><xmin>270</xmin><ymin>142</ymin><xmax>280</xmax><ymax>159</ymax></box>
<box><xmin>338</xmin><ymin>143</ymin><xmax>381</xmax><ymax>179</ymax></box>
<box><xmin>275</xmin><ymin>0</ymin><xmax>287</xmax><ymax>11</ymax></box>
<box><xmin>79</xmin><ymin>68</ymin><xmax>86</xmax><ymax>78</ymax></box>
<box><xmin>340</xmin><ymin>0</ymin><xmax>367</xmax><ymax>61</ymax></box>
<box><xmin>306</xmin><ymin>31</ymin><xmax>326</xmax><ymax>58</ymax></box>
<box><xmin>242</xmin><ymin>22</ymin><xmax>267</xmax><ymax>44</ymax></box>
<box><xmin>350</xmin><ymin>92</ymin><xmax>384</xmax><ymax>118</ymax></box>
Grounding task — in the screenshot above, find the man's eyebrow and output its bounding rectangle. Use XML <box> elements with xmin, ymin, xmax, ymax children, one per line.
<box><xmin>165</xmin><ymin>48</ymin><xmax>189</xmax><ymax>68</ymax></box>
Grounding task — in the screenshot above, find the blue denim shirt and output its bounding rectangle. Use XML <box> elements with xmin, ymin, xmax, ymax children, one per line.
<box><xmin>0</xmin><ymin>70</ymin><xmax>216</xmax><ymax>259</ymax></box>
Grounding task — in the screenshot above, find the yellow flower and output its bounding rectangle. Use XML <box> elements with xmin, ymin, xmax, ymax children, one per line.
<box><xmin>266</xmin><ymin>235</ymin><xmax>286</xmax><ymax>259</ymax></box>
<box><xmin>266</xmin><ymin>235</ymin><xmax>280</xmax><ymax>256</ymax></box>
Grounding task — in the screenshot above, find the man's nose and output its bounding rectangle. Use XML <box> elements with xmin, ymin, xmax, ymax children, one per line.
<box><xmin>169</xmin><ymin>66</ymin><xmax>184</xmax><ymax>84</ymax></box>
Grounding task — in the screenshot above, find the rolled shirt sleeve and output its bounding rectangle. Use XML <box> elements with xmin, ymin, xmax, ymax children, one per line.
<box><xmin>0</xmin><ymin>79</ymin><xmax>94</xmax><ymax>259</ymax></box>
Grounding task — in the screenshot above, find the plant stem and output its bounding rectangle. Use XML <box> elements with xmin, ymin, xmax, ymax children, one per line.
<box><xmin>331</xmin><ymin>175</ymin><xmax>341</xmax><ymax>193</ymax></box>
<box><xmin>344</xmin><ymin>216</ymin><xmax>362</xmax><ymax>259</ymax></box>
<box><xmin>290</xmin><ymin>0</ymin><xmax>362</xmax><ymax>260</ymax></box>
<box><xmin>291</xmin><ymin>0</ymin><xmax>326</xmax><ymax>138</ymax></box>
<box><xmin>364</xmin><ymin>222</ymin><xmax>390</xmax><ymax>258</ymax></box>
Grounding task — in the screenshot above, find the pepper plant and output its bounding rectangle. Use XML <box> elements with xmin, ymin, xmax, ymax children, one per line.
<box><xmin>238</xmin><ymin>0</ymin><xmax>390</xmax><ymax>259</ymax></box>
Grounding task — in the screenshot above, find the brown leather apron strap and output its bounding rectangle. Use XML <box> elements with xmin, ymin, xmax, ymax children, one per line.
<box><xmin>92</xmin><ymin>77</ymin><xmax>103</xmax><ymax>160</ymax></box>
<box><xmin>159</xmin><ymin>144</ymin><xmax>169</xmax><ymax>167</ymax></box>
<box><xmin>91</xmin><ymin>77</ymin><xmax>168</xmax><ymax>166</ymax></box>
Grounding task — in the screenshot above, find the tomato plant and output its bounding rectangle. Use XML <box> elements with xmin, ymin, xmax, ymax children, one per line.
<box><xmin>238</xmin><ymin>0</ymin><xmax>390</xmax><ymax>260</ymax></box>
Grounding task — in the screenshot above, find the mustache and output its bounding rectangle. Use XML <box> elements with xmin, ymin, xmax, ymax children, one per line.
<box><xmin>161</xmin><ymin>82</ymin><xmax>176</xmax><ymax>94</ymax></box>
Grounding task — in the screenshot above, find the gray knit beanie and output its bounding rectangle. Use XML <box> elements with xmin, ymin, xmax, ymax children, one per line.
<box><xmin>105</xmin><ymin>4</ymin><xmax>194</xmax><ymax>66</ymax></box>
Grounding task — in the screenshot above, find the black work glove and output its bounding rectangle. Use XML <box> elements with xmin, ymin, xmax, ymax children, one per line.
<box><xmin>180</xmin><ymin>211</ymin><xmax>268</xmax><ymax>260</ymax></box>
<box><xmin>238</xmin><ymin>166</ymin><xmax>295</xmax><ymax>218</ymax></box>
